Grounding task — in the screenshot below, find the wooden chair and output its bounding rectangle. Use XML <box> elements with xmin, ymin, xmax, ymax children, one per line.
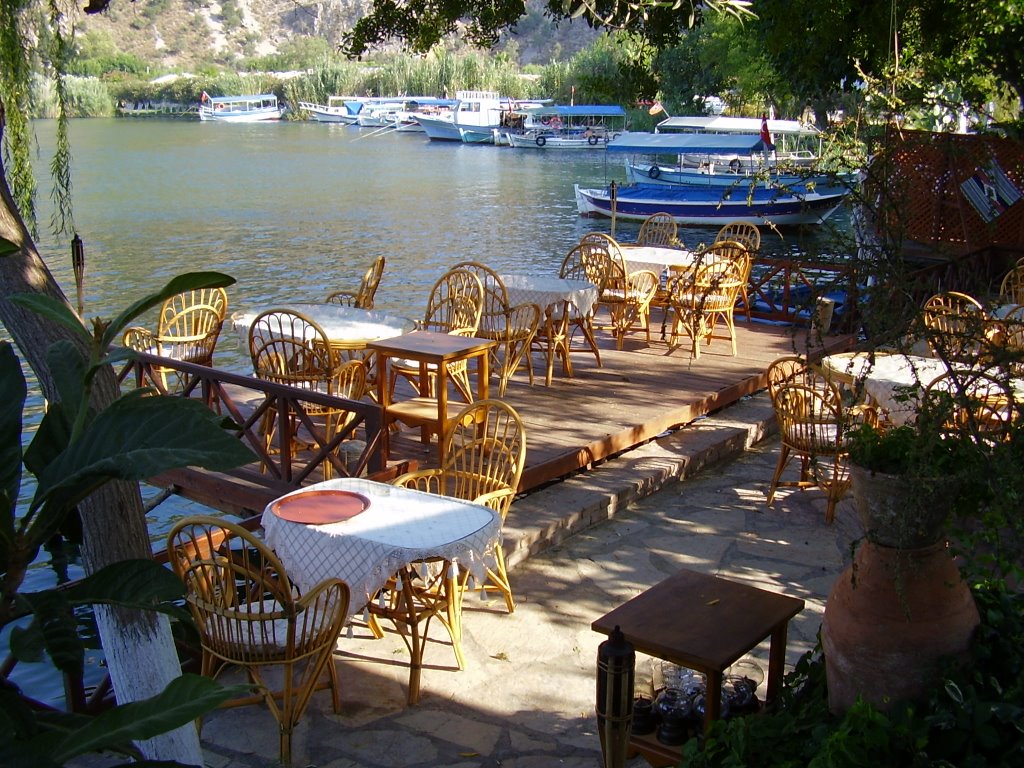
<box><xmin>714</xmin><ymin>226</ymin><xmax>758</xmax><ymax>320</ymax></box>
<box><xmin>326</xmin><ymin>255</ymin><xmax>385</xmax><ymax>309</ymax></box>
<box><xmin>919</xmin><ymin>291</ymin><xmax>988</xmax><ymax>363</ymax></box>
<box><xmin>665</xmin><ymin>251</ymin><xmax>745</xmax><ymax>358</ymax></box>
<box><xmin>999</xmin><ymin>264</ymin><xmax>1024</xmax><ymax>306</ymax></box>
<box><xmin>248</xmin><ymin>310</ymin><xmax>368</xmax><ymax>478</ymax></box>
<box><xmin>922</xmin><ymin>368</ymin><xmax>1017</xmax><ymax>444</ymax></box>
<box><xmin>583</xmin><ymin>232</ymin><xmax>659</xmax><ymax>350</ymax></box>
<box><xmin>637</xmin><ymin>212</ymin><xmax>680</xmax><ymax>248</ymax></box>
<box><xmin>167</xmin><ymin>516</ymin><xmax>349</xmax><ymax>767</ymax></box>
<box><xmin>535</xmin><ymin>243</ymin><xmax>609</xmax><ymax>369</ymax></box>
<box><xmin>767</xmin><ymin>380</ymin><xmax>857</xmax><ymax>524</ymax></box>
<box><xmin>122</xmin><ymin>287</ymin><xmax>228</xmax><ymax>392</ymax></box>
<box><xmin>450</xmin><ymin>261</ymin><xmax>542</xmax><ymax>396</ymax></box>
<box><xmin>389</xmin><ymin>267</ymin><xmax>484</xmax><ymax>403</ymax></box>
<box><xmin>391</xmin><ymin>400</ymin><xmax>526</xmax><ymax>614</ymax></box>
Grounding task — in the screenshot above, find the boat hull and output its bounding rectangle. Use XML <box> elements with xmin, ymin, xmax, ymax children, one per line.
<box><xmin>417</xmin><ymin>115</ymin><xmax>463</xmax><ymax>141</ymax></box>
<box><xmin>626</xmin><ymin>161</ymin><xmax>856</xmax><ymax>192</ymax></box>
<box><xmin>198</xmin><ymin>106</ymin><xmax>285</xmax><ymax>122</ymax></box>
<box><xmin>574</xmin><ymin>183</ymin><xmax>847</xmax><ymax>226</ymax></box>
<box><xmin>509</xmin><ymin>132</ymin><xmax>612</xmax><ymax>150</ymax></box>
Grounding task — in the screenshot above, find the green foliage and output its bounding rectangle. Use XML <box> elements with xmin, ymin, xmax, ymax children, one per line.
<box><xmin>242</xmin><ymin>37</ymin><xmax>333</xmax><ymax>73</ymax></box>
<box><xmin>0</xmin><ymin>271</ymin><xmax>257</xmax><ymax>764</ymax></box>
<box><xmin>680</xmin><ymin>585</ymin><xmax>1024</xmax><ymax>768</ymax></box>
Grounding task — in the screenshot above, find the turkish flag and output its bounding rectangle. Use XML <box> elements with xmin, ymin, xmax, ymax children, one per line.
<box><xmin>760</xmin><ymin>114</ymin><xmax>775</xmax><ymax>150</ymax></box>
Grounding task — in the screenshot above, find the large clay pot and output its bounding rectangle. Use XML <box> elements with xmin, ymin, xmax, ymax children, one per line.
<box><xmin>822</xmin><ymin>540</ymin><xmax>979</xmax><ymax>714</ymax></box>
<box><xmin>849</xmin><ymin>464</ymin><xmax>954</xmax><ymax>549</ymax></box>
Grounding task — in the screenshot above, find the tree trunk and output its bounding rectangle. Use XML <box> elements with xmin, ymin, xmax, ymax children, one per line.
<box><xmin>0</xmin><ymin>141</ymin><xmax>203</xmax><ymax>765</ymax></box>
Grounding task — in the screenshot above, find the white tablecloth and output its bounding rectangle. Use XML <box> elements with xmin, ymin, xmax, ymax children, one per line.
<box><xmin>500</xmin><ymin>274</ymin><xmax>599</xmax><ymax>318</ymax></box>
<box><xmin>261</xmin><ymin>478</ymin><xmax>502</xmax><ymax>617</ymax></box>
<box><xmin>621</xmin><ymin>245</ymin><xmax>698</xmax><ymax>277</ymax></box>
<box><xmin>822</xmin><ymin>353</ymin><xmax>1024</xmax><ymax>426</ymax></box>
<box><xmin>232</xmin><ymin>304</ymin><xmax>414</xmax><ymax>348</ymax></box>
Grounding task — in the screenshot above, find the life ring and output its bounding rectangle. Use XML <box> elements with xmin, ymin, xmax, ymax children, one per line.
<box><xmin>648</xmin><ymin>165</ymin><xmax>661</xmax><ymax>179</ymax></box>
<box><xmin>535</xmin><ymin>135</ymin><xmax>547</xmax><ymax>147</ymax></box>
<box><xmin>729</xmin><ymin>158</ymin><xmax>742</xmax><ymax>173</ymax></box>
<box><xmin>588</xmin><ymin>135</ymin><xmax>599</xmax><ymax>146</ymax></box>
<box><xmin>540</xmin><ymin>115</ymin><xmax>552</xmax><ymax>125</ymax></box>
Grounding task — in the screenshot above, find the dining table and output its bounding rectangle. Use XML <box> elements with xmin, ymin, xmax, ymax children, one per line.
<box><xmin>620</xmin><ymin>244</ymin><xmax>699</xmax><ymax>278</ymax></box>
<box><xmin>261</xmin><ymin>477</ymin><xmax>503</xmax><ymax>704</ymax></box>
<box><xmin>820</xmin><ymin>351</ymin><xmax>1024</xmax><ymax>426</ymax></box>
<box><xmin>500</xmin><ymin>273</ymin><xmax>600</xmax><ymax>385</ymax></box>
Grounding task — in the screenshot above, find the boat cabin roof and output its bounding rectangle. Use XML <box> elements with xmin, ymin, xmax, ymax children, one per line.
<box><xmin>656</xmin><ymin>115</ymin><xmax>820</xmax><ymax>137</ymax></box>
<box><xmin>606</xmin><ymin>133</ymin><xmax>769</xmax><ymax>155</ymax></box>
<box><xmin>209</xmin><ymin>94</ymin><xmax>277</xmax><ymax>105</ymax></box>
<box><xmin>520</xmin><ymin>105</ymin><xmax>627</xmax><ymax>118</ymax></box>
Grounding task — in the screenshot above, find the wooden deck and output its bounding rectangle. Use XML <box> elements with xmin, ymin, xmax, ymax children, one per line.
<box><xmin>381</xmin><ymin>316</ymin><xmax>853</xmax><ymax>492</ymax></box>
<box><xmin>143</xmin><ymin>313</ymin><xmax>854</xmax><ymax>518</ymax></box>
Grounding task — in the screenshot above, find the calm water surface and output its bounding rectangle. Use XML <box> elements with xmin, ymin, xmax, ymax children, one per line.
<box><xmin>8</xmin><ymin>118</ymin><xmax>850</xmax><ymax>701</ymax></box>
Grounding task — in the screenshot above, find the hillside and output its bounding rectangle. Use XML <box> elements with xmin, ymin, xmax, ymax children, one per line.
<box><xmin>73</xmin><ymin>0</ymin><xmax>600</xmax><ymax>71</ymax></box>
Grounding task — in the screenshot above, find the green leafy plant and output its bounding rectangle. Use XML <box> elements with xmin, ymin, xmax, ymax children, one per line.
<box><xmin>0</xmin><ymin>270</ymin><xmax>257</xmax><ymax>765</ymax></box>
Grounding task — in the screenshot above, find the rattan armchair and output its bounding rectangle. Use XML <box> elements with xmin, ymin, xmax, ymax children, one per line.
<box><xmin>534</xmin><ymin>243</ymin><xmax>609</xmax><ymax>369</ymax></box>
<box><xmin>767</xmin><ymin>380</ymin><xmax>857</xmax><ymax>524</ymax></box>
<box><xmin>919</xmin><ymin>291</ymin><xmax>989</xmax><ymax>363</ymax></box>
<box><xmin>923</xmin><ymin>368</ymin><xmax>1018</xmax><ymax>444</ymax></box>
<box><xmin>665</xmin><ymin>250</ymin><xmax>745</xmax><ymax>358</ymax></box>
<box><xmin>713</xmin><ymin>227</ymin><xmax>758</xmax><ymax>320</ymax></box>
<box><xmin>450</xmin><ymin>261</ymin><xmax>542</xmax><ymax>396</ymax></box>
<box><xmin>167</xmin><ymin>516</ymin><xmax>349</xmax><ymax>767</ymax></box>
<box><xmin>999</xmin><ymin>264</ymin><xmax>1024</xmax><ymax>306</ymax></box>
<box><xmin>122</xmin><ymin>287</ymin><xmax>228</xmax><ymax>392</ymax></box>
<box><xmin>637</xmin><ymin>212</ymin><xmax>680</xmax><ymax>248</ymax></box>
<box><xmin>583</xmin><ymin>232</ymin><xmax>660</xmax><ymax>349</ymax></box>
<box><xmin>391</xmin><ymin>400</ymin><xmax>526</xmax><ymax>614</ymax></box>
<box><xmin>248</xmin><ymin>310</ymin><xmax>368</xmax><ymax>477</ymax></box>
<box><xmin>389</xmin><ymin>267</ymin><xmax>484</xmax><ymax>403</ymax></box>
<box><xmin>325</xmin><ymin>255</ymin><xmax>385</xmax><ymax>309</ymax></box>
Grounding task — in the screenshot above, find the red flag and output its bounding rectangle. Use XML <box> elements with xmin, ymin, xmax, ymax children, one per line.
<box><xmin>201</xmin><ymin>90</ymin><xmax>210</xmax><ymax>103</ymax></box>
<box><xmin>760</xmin><ymin>114</ymin><xmax>775</xmax><ymax>150</ymax></box>
<box><xmin>648</xmin><ymin>101</ymin><xmax>664</xmax><ymax>116</ymax></box>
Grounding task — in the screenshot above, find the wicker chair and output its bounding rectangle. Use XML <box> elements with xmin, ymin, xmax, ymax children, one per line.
<box><xmin>637</xmin><ymin>212</ymin><xmax>680</xmax><ymax>248</ymax></box>
<box><xmin>167</xmin><ymin>516</ymin><xmax>349</xmax><ymax>767</ymax></box>
<box><xmin>391</xmin><ymin>400</ymin><xmax>526</xmax><ymax>614</ymax></box>
<box><xmin>767</xmin><ymin>380</ymin><xmax>856</xmax><ymax>524</ymax></box>
<box><xmin>389</xmin><ymin>267</ymin><xmax>484</xmax><ymax>405</ymax></box>
<box><xmin>922</xmin><ymin>368</ymin><xmax>1017</xmax><ymax>444</ymax></box>
<box><xmin>248</xmin><ymin>310</ymin><xmax>368</xmax><ymax>478</ymax></box>
<box><xmin>919</xmin><ymin>291</ymin><xmax>988</xmax><ymax>363</ymax></box>
<box><xmin>712</xmin><ymin>227</ymin><xmax>758</xmax><ymax>320</ymax></box>
<box><xmin>122</xmin><ymin>287</ymin><xmax>228</xmax><ymax>392</ymax></box>
<box><xmin>583</xmin><ymin>232</ymin><xmax>659</xmax><ymax>350</ymax></box>
<box><xmin>535</xmin><ymin>243</ymin><xmax>609</xmax><ymax>369</ymax></box>
<box><xmin>665</xmin><ymin>251</ymin><xmax>745</xmax><ymax>358</ymax></box>
<box><xmin>325</xmin><ymin>255</ymin><xmax>385</xmax><ymax>309</ymax></box>
<box><xmin>450</xmin><ymin>261</ymin><xmax>542</xmax><ymax>396</ymax></box>
<box><xmin>999</xmin><ymin>264</ymin><xmax>1024</xmax><ymax>306</ymax></box>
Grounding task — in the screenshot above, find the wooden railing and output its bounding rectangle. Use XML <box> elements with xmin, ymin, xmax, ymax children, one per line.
<box><xmin>747</xmin><ymin>256</ymin><xmax>858</xmax><ymax>330</ymax></box>
<box><xmin>118</xmin><ymin>351</ymin><xmax>386</xmax><ymax>513</ymax></box>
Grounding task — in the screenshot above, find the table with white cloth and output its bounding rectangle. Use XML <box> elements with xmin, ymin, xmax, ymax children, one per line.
<box><xmin>261</xmin><ymin>477</ymin><xmax>502</xmax><ymax>704</ymax></box>
<box><xmin>820</xmin><ymin>352</ymin><xmax>1024</xmax><ymax>426</ymax></box>
<box><xmin>621</xmin><ymin>245</ymin><xmax>699</xmax><ymax>278</ymax></box>
<box><xmin>500</xmin><ymin>274</ymin><xmax>600</xmax><ymax>385</ymax></box>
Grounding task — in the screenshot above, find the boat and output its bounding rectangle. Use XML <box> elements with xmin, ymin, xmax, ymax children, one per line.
<box><xmin>573</xmin><ymin>181</ymin><xmax>849</xmax><ymax>226</ymax></box>
<box><xmin>415</xmin><ymin>91</ymin><xmax>543</xmax><ymax>144</ymax></box>
<box><xmin>297</xmin><ymin>96</ymin><xmax>367</xmax><ymax>124</ymax></box>
<box><xmin>506</xmin><ymin>105</ymin><xmax>628</xmax><ymax>149</ymax></box>
<box><xmin>198</xmin><ymin>93</ymin><xmax>286</xmax><ymax>122</ymax></box>
<box><xmin>610</xmin><ymin>131</ymin><xmax>857</xmax><ymax>191</ymax></box>
<box><xmin>654</xmin><ymin>115</ymin><xmax>823</xmax><ymax>170</ymax></box>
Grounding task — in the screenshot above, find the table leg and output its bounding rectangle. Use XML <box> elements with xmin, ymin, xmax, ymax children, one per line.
<box><xmin>766</xmin><ymin>622</ymin><xmax>789</xmax><ymax>703</ymax></box>
<box><xmin>435</xmin><ymin>361</ymin><xmax>448</xmax><ymax>466</ymax></box>
<box><xmin>377</xmin><ymin>352</ymin><xmax>392</xmax><ymax>463</ymax></box>
<box><xmin>478</xmin><ymin>348</ymin><xmax>490</xmax><ymax>400</ymax></box>
<box><xmin>703</xmin><ymin>669</ymin><xmax>723</xmax><ymax>731</ymax></box>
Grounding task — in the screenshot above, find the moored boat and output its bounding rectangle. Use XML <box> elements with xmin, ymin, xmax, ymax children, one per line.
<box><xmin>655</xmin><ymin>115</ymin><xmax>823</xmax><ymax>170</ymax></box>
<box><xmin>198</xmin><ymin>93</ymin><xmax>286</xmax><ymax>122</ymax></box>
<box><xmin>505</xmin><ymin>105</ymin><xmax>628</xmax><ymax>149</ymax></box>
<box><xmin>297</xmin><ymin>96</ymin><xmax>367</xmax><ymax>124</ymax></box>
<box><xmin>573</xmin><ymin>182</ymin><xmax>848</xmax><ymax>226</ymax></box>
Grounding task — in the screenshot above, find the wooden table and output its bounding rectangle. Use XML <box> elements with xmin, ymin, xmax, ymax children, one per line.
<box><xmin>368</xmin><ymin>330</ymin><xmax>497</xmax><ymax>465</ymax></box>
<box><xmin>592</xmin><ymin>568</ymin><xmax>805</xmax><ymax>767</ymax></box>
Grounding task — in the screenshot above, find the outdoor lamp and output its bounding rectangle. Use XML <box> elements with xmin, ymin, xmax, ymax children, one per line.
<box><xmin>596</xmin><ymin>624</ymin><xmax>635</xmax><ymax>768</ymax></box>
<box><xmin>71</xmin><ymin>233</ymin><xmax>85</xmax><ymax>316</ymax></box>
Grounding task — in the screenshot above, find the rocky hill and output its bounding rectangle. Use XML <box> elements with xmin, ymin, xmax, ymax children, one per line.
<box><xmin>74</xmin><ymin>0</ymin><xmax>599</xmax><ymax>71</ymax></box>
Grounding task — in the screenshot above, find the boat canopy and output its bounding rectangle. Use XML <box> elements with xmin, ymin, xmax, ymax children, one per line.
<box><xmin>521</xmin><ymin>105</ymin><xmax>627</xmax><ymax>118</ymax></box>
<box><xmin>210</xmin><ymin>94</ymin><xmax>277</xmax><ymax>105</ymax></box>
<box><xmin>606</xmin><ymin>133</ymin><xmax>769</xmax><ymax>155</ymax></box>
<box><xmin>655</xmin><ymin>116</ymin><xmax>820</xmax><ymax>137</ymax></box>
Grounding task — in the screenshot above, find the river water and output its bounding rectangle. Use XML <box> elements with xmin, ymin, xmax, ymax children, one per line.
<box><xmin>7</xmin><ymin>117</ymin><xmax>850</xmax><ymax>703</ymax></box>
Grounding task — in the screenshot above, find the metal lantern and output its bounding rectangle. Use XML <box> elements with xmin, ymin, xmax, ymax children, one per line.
<box><xmin>596</xmin><ymin>624</ymin><xmax>635</xmax><ymax>768</ymax></box>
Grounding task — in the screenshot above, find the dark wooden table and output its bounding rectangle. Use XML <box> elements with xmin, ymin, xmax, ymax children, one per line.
<box><xmin>368</xmin><ymin>330</ymin><xmax>496</xmax><ymax>466</ymax></box>
<box><xmin>592</xmin><ymin>568</ymin><xmax>804</xmax><ymax>767</ymax></box>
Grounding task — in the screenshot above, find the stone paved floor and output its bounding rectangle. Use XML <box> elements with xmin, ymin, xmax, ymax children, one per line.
<box><xmin>197</xmin><ymin>428</ymin><xmax>865</xmax><ymax>768</ymax></box>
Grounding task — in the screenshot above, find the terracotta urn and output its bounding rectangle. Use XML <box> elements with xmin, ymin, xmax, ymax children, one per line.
<box><xmin>822</xmin><ymin>539</ymin><xmax>979</xmax><ymax>713</ymax></box>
